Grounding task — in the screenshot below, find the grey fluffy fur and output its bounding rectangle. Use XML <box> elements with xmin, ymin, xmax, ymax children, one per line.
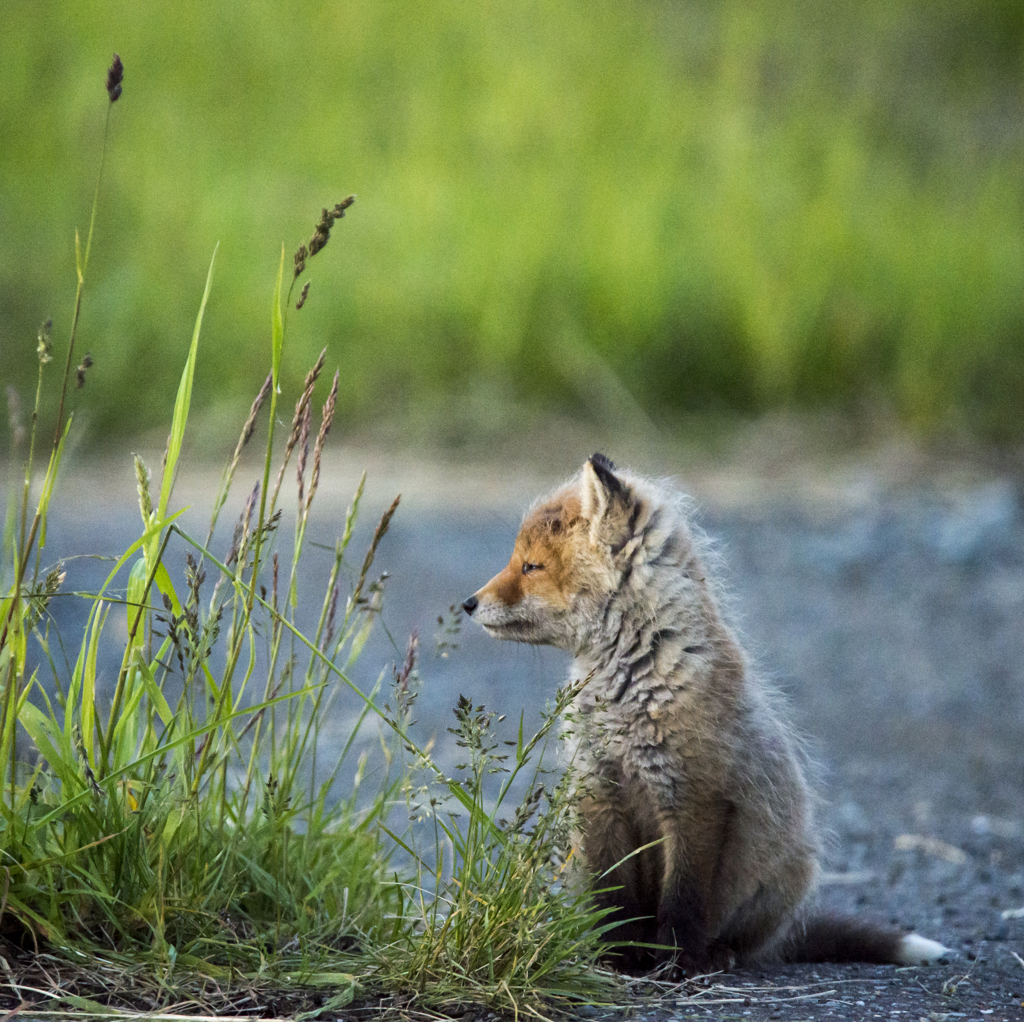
<box><xmin>465</xmin><ymin>454</ymin><xmax>950</xmax><ymax>973</ymax></box>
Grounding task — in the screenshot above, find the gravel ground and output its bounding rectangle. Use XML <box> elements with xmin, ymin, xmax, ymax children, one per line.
<box><xmin>639</xmin><ymin>481</ymin><xmax>1024</xmax><ymax>1021</ymax></box>
<box><xmin>35</xmin><ymin>453</ymin><xmax>1024</xmax><ymax>1021</ymax></box>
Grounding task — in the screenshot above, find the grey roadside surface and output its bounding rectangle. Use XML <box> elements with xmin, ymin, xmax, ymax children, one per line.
<box><xmin>36</xmin><ymin>449</ymin><xmax>1024</xmax><ymax>1020</ymax></box>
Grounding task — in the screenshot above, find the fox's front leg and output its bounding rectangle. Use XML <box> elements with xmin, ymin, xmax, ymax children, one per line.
<box><xmin>654</xmin><ymin>797</ymin><xmax>735</xmax><ymax>974</ymax></box>
<box><xmin>580</xmin><ymin>787</ymin><xmax>661</xmax><ymax>973</ymax></box>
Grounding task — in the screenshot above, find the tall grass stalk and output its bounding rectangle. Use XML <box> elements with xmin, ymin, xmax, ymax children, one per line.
<box><xmin>0</xmin><ymin>57</ymin><xmax>124</xmax><ymax>825</ymax></box>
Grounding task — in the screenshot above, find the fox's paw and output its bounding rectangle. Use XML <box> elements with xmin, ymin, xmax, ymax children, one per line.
<box><xmin>679</xmin><ymin>941</ymin><xmax>735</xmax><ymax>977</ymax></box>
<box><xmin>657</xmin><ymin>939</ymin><xmax>736</xmax><ymax>979</ymax></box>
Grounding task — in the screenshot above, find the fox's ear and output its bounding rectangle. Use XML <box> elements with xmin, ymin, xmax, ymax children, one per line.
<box><xmin>581</xmin><ymin>453</ymin><xmax>634</xmax><ymax>552</ymax></box>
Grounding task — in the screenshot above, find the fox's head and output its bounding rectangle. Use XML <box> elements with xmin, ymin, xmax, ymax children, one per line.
<box><xmin>462</xmin><ymin>453</ymin><xmax>645</xmax><ymax>651</ymax></box>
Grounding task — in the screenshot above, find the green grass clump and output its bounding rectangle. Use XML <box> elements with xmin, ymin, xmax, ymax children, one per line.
<box><xmin>0</xmin><ymin>59</ymin><xmax>616</xmax><ymax>1018</ymax></box>
<box><xmin>0</xmin><ymin>153</ymin><xmax>395</xmax><ymax>963</ymax></box>
<box><xmin>2</xmin><ymin>2</ymin><xmax>1023</xmax><ymax>441</ymax></box>
<box><xmin>368</xmin><ymin>684</ymin><xmax>615</xmax><ymax>1012</ymax></box>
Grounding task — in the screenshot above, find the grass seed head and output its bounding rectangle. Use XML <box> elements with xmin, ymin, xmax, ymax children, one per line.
<box><xmin>395</xmin><ymin>630</ymin><xmax>418</xmax><ymax>697</ymax></box>
<box><xmin>323</xmin><ymin>583</ymin><xmax>339</xmax><ymax>651</ymax></box>
<box><xmin>288</xmin><ymin>350</ymin><xmax>326</xmax><ymax>455</ymax></box>
<box><xmin>293</xmin><ymin>243</ymin><xmax>307</xmax><ymax>280</ymax></box>
<box><xmin>106</xmin><ymin>53</ymin><xmax>124</xmax><ymax>102</ymax></box>
<box><xmin>44</xmin><ymin>567</ymin><xmax>64</xmax><ymax>598</ymax></box>
<box><xmin>307</xmin><ymin>369</ymin><xmax>338</xmax><ymax>512</ymax></box>
<box><xmin>350</xmin><ymin>494</ymin><xmax>400</xmax><ymax>611</ymax></box>
<box><xmin>185</xmin><ymin>551</ymin><xmax>205</xmax><ymax>613</ymax></box>
<box><xmin>296</xmin><ymin>280</ymin><xmax>310</xmax><ymax>309</ymax></box>
<box><xmin>227</xmin><ymin>481</ymin><xmax>260</xmax><ymax>566</ymax></box>
<box><xmin>306</xmin><ymin>196</ymin><xmax>355</xmax><ymax>259</ymax></box>
<box><xmin>242</xmin><ymin>480</ymin><xmax>259</xmax><ymax>535</ymax></box>
<box><xmin>239</xmin><ymin>372</ymin><xmax>272</xmax><ymax>451</ymax></box>
<box><xmin>308</xmin><ymin>210</ymin><xmax>331</xmax><ymax>257</ymax></box>
<box><xmin>75</xmin><ymin>352</ymin><xmax>93</xmax><ymax>388</ymax></box>
<box><xmin>72</xmin><ymin>723</ymin><xmax>102</xmax><ymax>796</ymax></box>
<box><xmin>296</xmin><ymin>397</ymin><xmax>312</xmax><ymax>509</ymax></box>
<box><xmin>269</xmin><ymin>349</ymin><xmax>326</xmax><ymax>513</ymax></box>
<box><xmin>134</xmin><ymin>454</ymin><xmax>153</xmax><ymax>521</ymax></box>
<box><xmin>37</xmin><ymin>318</ymin><xmax>52</xmax><ymax>363</ymax></box>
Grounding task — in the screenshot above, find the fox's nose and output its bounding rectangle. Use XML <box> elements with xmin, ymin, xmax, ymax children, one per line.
<box><xmin>462</xmin><ymin>595</ymin><xmax>479</xmax><ymax>615</ymax></box>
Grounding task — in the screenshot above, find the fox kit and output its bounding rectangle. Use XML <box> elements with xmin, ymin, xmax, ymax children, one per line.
<box><xmin>463</xmin><ymin>454</ymin><xmax>949</xmax><ymax>974</ymax></box>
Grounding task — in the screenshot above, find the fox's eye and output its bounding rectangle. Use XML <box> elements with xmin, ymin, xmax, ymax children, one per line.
<box><xmin>522</xmin><ymin>562</ymin><xmax>543</xmax><ymax>575</ymax></box>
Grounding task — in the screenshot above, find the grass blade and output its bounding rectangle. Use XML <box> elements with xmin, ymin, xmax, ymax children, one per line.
<box><xmin>157</xmin><ymin>243</ymin><xmax>218</xmax><ymax>523</ymax></box>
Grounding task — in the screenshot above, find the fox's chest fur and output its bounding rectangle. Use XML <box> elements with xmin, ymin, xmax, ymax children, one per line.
<box><xmin>463</xmin><ymin>454</ymin><xmax>949</xmax><ymax>974</ymax></box>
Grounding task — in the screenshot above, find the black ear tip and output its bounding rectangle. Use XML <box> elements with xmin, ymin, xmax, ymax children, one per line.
<box><xmin>588</xmin><ymin>453</ymin><xmax>623</xmax><ymax>493</ymax></box>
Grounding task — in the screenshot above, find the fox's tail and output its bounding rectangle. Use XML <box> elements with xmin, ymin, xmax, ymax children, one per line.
<box><xmin>780</xmin><ymin>914</ymin><xmax>951</xmax><ymax>966</ymax></box>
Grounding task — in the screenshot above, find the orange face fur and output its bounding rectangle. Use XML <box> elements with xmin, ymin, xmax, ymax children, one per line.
<box><xmin>465</xmin><ymin>489</ymin><xmax>601</xmax><ymax>647</ymax></box>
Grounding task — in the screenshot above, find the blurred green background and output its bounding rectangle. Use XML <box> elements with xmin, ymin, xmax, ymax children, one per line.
<box><xmin>3</xmin><ymin>1</ymin><xmax>1023</xmax><ymax>449</ymax></box>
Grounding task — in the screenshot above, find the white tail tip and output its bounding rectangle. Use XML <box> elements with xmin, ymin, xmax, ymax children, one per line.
<box><xmin>896</xmin><ymin>933</ymin><xmax>953</xmax><ymax>965</ymax></box>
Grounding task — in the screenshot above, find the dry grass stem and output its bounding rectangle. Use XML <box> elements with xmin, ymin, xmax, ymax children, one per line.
<box><xmin>348</xmin><ymin>494</ymin><xmax>400</xmax><ymax>614</ymax></box>
<box><xmin>306</xmin><ymin>369</ymin><xmax>339</xmax><ymax>515</ymax></box>
<box><xmin>238</xmin><ymin>373</ymin><xmax>273</xmax><ymax>455</ymax></box>
<box><xmin>268</xmin><ymin>348</ymin><xmax>326</xmax><ymax>515</ymax></box>
<box><xmin>323</xmin><ymin>583</ymin><xmax>339</xmax><ymax>651</ymax></box>
<box><xmin>205</xmin><ymin>371</ymin><xmax>273</xmax><ymax>549</ymax></box>
<box><xmin>295</xmin><ymin>397</ymin><xmax>311</xmax><ymax>511</ymax></box>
